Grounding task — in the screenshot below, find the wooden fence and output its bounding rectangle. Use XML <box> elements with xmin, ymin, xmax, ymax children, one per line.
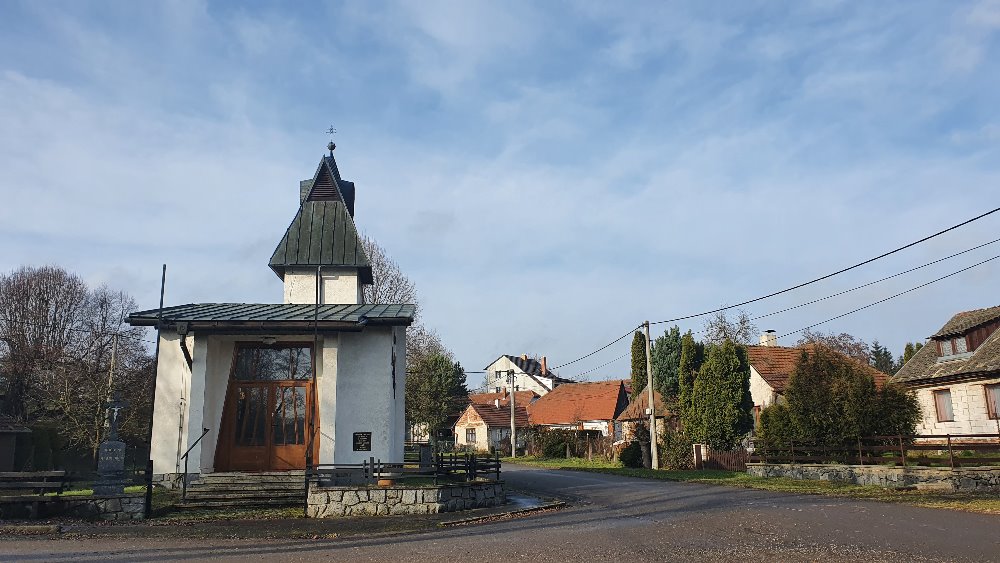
<box><xmin>750</xmin><ymin>433</ymin><xmax>1000</xmax><ymax>468</ymax></box>
<box><xmin>693</xmin><ymin>445</ymin><xmax>750</xmax><ymax>471</ymax></box>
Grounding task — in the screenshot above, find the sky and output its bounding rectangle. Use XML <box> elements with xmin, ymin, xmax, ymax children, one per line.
<box><xmin>1</xmin><ymin>1</ymin><xmax>999</xmax><ymax>387</ymax></box>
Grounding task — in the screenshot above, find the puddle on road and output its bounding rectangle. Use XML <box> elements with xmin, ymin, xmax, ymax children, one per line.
<box><xmin>505</xmin><ymin>493</ymin><xmax>547</xmax><ymax>510</ymax></box>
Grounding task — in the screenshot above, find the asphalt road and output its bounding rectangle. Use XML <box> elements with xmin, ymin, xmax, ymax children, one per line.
<box><xmin>2</xmin><ymin>464</ymin><xmax>999</xmax><ymax>562</ymax></box>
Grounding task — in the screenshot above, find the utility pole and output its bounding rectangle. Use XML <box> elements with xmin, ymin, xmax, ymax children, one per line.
<box><xmin>644</xmin><ymin>321</ymin><xmax>659</xmax><ymax>470</ymax></box>
<box><xmin>507</xmin><ymin>369</ymin><xmax>516</xmax><ymax>458</ymax></box>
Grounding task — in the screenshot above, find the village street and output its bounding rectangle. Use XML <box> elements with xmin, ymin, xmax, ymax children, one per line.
<box><xmin>2</xmin><ymin>464</ymin><xmax>998</xmax><ymax>562</ymax></box>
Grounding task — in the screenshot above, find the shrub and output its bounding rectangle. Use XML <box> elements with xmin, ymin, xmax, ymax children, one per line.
<box><xmin>620</xmin><ymin>441</ymin><xmax>643</xmax><ymax>468</ymax></box>
<box><xmin>658</xmin><ymin>426</ymin><xmax>694</xmax><ymax>470</ymax></box>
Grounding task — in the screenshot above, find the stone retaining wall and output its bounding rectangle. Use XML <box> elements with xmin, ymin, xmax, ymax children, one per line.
<box><xmin>66</xmin><ymin>494</ymin><xmax>146</xmax><ymax>520</ymax></box>
<box><xmin>747</xmin><ymin>463</ymin><xmax>1000</xmax><ymax>491</ymax></box>
<box><xmin>307</xmin><ymin>480</ymin><xmax>505</xmax><ymax>518</ymax></box>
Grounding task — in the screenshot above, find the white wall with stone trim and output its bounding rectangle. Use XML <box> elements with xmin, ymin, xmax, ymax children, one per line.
<box><xmin>913</xmin><ymin>377</ymin><xmax>1000</xmax><ymax>436</ymax></box>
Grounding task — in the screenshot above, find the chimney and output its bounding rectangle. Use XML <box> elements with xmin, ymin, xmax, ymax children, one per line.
<box><xmin>494</xmin><ymin>398</ymin><xmax>501</xmax><ymax>409</ymax></box>
<box><xmin>520</xmin><ymin>353</ymin><xmax>528</xmax><ymax>361</ymax></box>
<box><xmin>541</xmin><ymin>356</ymin><xmax>548</xmax><ymax>375</ymax></box>
<box><xmin>760</xmin><ymin>330</ymin><xmax>778</xmax><ymax>347</ymax></box>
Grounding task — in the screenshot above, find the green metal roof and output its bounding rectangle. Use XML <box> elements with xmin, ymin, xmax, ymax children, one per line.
<box><xmin>127</xmin><ymin>303</ymin><xmax>415</xmax><ymax>331</ymax></box>
<box><xmin>269</xmin><ymin>156</ymin><xmax>372</xmax><ymax>283</ymax></box>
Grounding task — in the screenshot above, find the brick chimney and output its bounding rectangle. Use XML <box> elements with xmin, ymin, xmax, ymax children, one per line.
<box><xmin>541</xmin><ymin>356</ymin><xmax>548</xmax><ymax>375</ymax></box>
<box><xmin>760</xmin><ymin>330</ymin><xmax>778</xmax><ymax>347</ymax></box>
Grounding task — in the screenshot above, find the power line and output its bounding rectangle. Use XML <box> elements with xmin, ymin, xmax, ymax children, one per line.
<box><xmin>649</xmin><ymin>206</ymin><xmax>1000</xmax><ymax>326</ymax></box>
<box><xmin>750</xmin><ymin>236</ymin><xmax>1000</xmax><ymax>324</ymax></box>
<box><xmin>776</xmin><ymin>253</ymin><xmax>1000</xmax><ymax>341</ymax></box>
<box><xmin>551</xmin><ymin>325</ymin><xmax>640</xmax><ymax>370</ymax></box>
<box><xmin>0</xmin><ymin>319</ymin><xmax>156</xmax><ymax>345</ymax></box>
<box><xmin>573</xmin><ymin>351</ymin><xmax>629</xmax><ymax>379</ymax></box>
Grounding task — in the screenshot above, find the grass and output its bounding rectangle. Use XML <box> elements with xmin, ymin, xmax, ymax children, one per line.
<box><xmin>506</xmin><ymin>456</ymin><xmax>1000</xmax><ymax>515</ymax></box>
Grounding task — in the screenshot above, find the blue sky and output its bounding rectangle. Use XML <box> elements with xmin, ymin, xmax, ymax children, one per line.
<box><xmin>2</xmin><ymin>1</ymin><xmax>999</xmax><ymax>385</ymax></box>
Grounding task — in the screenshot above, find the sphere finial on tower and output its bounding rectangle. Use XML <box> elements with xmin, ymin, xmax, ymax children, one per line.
<box><xmin>325</xmin><ymin>125</ymin><xmax>337</xmax><ymax>155</ymax></box>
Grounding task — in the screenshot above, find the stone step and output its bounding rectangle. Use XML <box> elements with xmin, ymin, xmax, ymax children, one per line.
<box><xmin>176</xmin><ymin>498</ymin><xmax>303</xmax><ymax>510</ymax></box>
<box><xmin>184</xmin><ymin>490</ymin><xmax>305</xmax><ymax>500</ymax></box>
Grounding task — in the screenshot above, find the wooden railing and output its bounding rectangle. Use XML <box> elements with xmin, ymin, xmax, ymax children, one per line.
<box><xmin>307</xmin><ymin>452</ymin><xmax>501</xmax><ymax>488</ymax></box>
<box><xmin>750</xmin><ymin>433</ymin><xmax>1000</xmax><ymax>468</ymax></box>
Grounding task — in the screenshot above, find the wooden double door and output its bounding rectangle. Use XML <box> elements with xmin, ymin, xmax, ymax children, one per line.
<box><xmin>215</xmin><ymin>343</ymin><xmax>317</xmax><ymax>472</ymax></box>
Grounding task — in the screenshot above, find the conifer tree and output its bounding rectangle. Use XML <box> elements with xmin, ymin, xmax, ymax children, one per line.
<box><xmin>677</xmin><ymin>331</ymin><xmax>705</xmax><ymax>434</ymax></box>
<box><xmin>689</xmin><ymin>340</ymin><xmax>753</xmax><ymax>450</ymax></box>
<box><xmin>630</xmin><ymin>331</ymin><xmax>646</xmax><ymax>400</ymax></box>
<box><xmin>651</xmin><ymin>326</ymin><xmax>682</xmax><ymax>397</ymax></box>
<box><xmin>869</xmin><ymin>340</ymin><xmax>896</xmax><ymax>375</ymax></box>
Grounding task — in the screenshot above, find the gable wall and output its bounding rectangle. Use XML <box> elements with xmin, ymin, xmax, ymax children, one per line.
<box><xmin>483</xmin><ymin>356</ymin><xmax>552</xmax><ymax>395</ymax></box>
<box><xmin>749</xmin><ymin>367</ymin><xmax>778</xmax><ymax>410</ymax></box>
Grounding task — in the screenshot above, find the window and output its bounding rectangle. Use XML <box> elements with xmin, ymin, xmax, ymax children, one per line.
<box><xmin>933</xmin><ymin>389</ymin><xmax>954</xmax><ymax>422</ymax></box>
<box><xmin>986</xmin><ymin>384</ymin><xmax>1000</xmax><ymax>420</ymax></box>
<box><xmin>954</xmin><ymin>337</ymin><xmax>968</xmax><ymax>355</ymax></box>
<box><xmin>939</xmin><ymin>339</ymin><xmax>953</xmax><ymax>357</ymax></box>
<box><xmin>466</xmin><ymin>428</ymin><xmax>476</xmax><ymax>443</ymax></box>
<box><xmin>233</xmin><ymin>344</ymin><xmax>312</xmax><ymax>381</ymax></box>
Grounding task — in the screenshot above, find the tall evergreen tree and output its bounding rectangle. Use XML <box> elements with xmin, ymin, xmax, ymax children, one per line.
<box><xmin>869</xmin><ymin>340</ymin><xmax>895</xmax><ymax>375</ymax></box>
<box><xmin>677</xmin><ymin>331</ymin><xmax>705</xmax><ymax>435</ymax></box>
<box><xmin>630</xmin><ymin>331</ymin><xmax>647</xmax><ymax>399</ymax></box>
<box><xmin>898</xmin><ymin>341</ymin><xmax>924</xmax><ymax>369</ymax></box>
<box><xmin>689</xmin><ymin>340</ymin><xmax>753</xmax><ymax>450</ymax></box>
<box><xmin>405</xmin><ymin>353</ymin><xmax>468</xmax><ymax>444</ymax></box>
<box><xmin>651</xmin><ymin>325</ymin><xmax>682</xmax><ymax>397</ymax></box>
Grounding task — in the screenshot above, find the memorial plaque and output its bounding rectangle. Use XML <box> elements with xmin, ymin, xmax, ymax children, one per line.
<box><xmin>94</xmin><ymin>440</ymin><xmax>127</xmax><ymax>496</ymax></box>
<box><xmin>352</xmin><ymin>432</ymin><xmax>372</xmax><ymax>451</ymax></box>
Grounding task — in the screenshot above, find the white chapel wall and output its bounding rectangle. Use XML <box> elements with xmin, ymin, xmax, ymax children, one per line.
<box><xmin>151</xmin><ymin>330</ymin><xmax>191</xmax><ymax>476</ymax></box>
<box><xmin>283</xmin><ymin>268</ymin><xmax>361</xmax><ymax>305</ymax></box>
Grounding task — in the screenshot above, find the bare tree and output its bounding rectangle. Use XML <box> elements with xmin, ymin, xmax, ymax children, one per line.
<box><xmin>796</xmin><ymin>328</ymin><xmax>871</xmax><ymax>364</ymax></box>
<box><xmin>360</xmin><ymin>234</ymin><xmax>418</xmax><ymax>318</ymax></box>
<box><xmin>0</xmin><ymin>266</ymin><xmax>154</xmax><ymax>459</ymax></box>
<box><xmin>702</xmin><ymin>309</ymin><xmax>758</xmax><ymax>346</ymax></box>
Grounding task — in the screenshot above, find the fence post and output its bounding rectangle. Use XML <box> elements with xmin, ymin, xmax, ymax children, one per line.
<box><xmin>947</xmin><ymin>434</ymin><xmax>954</xmax><ymax>469</ymax></box>
<box><xmin>789</xmin><ymin>439</ymin><xmax>795</xmax><ymax>464</ymax></box>
<box><xmin>857</xmin><ymin>437</ymin><xmax>864</xmax><ymax>466</ymax></box>
<box><xmin>495</xmin><ymin>450</ymin><xmax>501</xmax><ymax>481</ymax></box>
<box><xmin>144</xmin><ymin>459</ymin><xmax>153</xmax><ymax>518</ymax></box>
<box><xmin>898</xmin><ymin>435</ymin><xmax>906</xmax><ymax>467</ymax></box>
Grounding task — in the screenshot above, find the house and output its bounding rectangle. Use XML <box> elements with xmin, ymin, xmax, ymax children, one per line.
<box><xmin>892</xmin><ymin>305</ymin><xmax>1000</xmax><ymax>436</ymax></box>
<box><xmin>453</xmin><ymin>401</ymin><xmax>530</xmax><ymax>453</ymax></box>
<box><xmin>747</xmin><ymin>335</ymin><xmax>889</xmax><ymax>426</ymax></box>
<box><xmin>482</xmin><ymin>354</ymin><xmax>574</xmax><ymax>396</ymax></box>
<box><xmin>526</xmin><ymin>380</ymin><xmax>630</xmax><ymax>437</ymax></box>
<box><xmin>127</xmin><ymin>146</ymin><xmax>414</xmax><ymax>483</ymax></box>
<box><xmin>615</xmin><ymin>386</ymin><xmax>671</xmax><ymax>443</ymax></box>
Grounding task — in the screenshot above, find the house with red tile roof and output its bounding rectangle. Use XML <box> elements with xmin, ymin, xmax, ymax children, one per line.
<box><xmin>892</xmin><ymin>305</ymin><xmax>1000</xmax><ymax>436</ymax></box>
<box><xmin>453</xmin><ymin>402</ymin><xmax>530</xmax><ymax>452</ymax></box>
<box><xmin>747</xmin><ymin>340</ymin><xmax>889</xmax><ymax>426</ymax></box>
<box><xmin>526</xmin><ymin>380</ymin><xmax>629</xmax><ymax>436</ymax></box>
<box><xmin>615</xmin><ymin>386</ymin><xmax>672</xmax><ymax>443</ymax></box>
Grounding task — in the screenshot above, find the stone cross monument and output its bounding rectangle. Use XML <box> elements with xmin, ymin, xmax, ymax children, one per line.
<box><xmin>94</xmin><ymin>394</ymin><xmax>128</xmax><ymax>496</ymax></box>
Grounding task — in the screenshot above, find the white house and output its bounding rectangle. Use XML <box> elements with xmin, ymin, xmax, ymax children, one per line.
<box><xmin>128</xmin><ymin>148</ymin><xmax>413</xmax><ymax>484</ymax></box>
<box><xmin>892</xmin><ymin>305</ymin><xmax>1000</xmax><ymax>437</ymax></box>
<box><xmin>482</xmin><ymin>354</ymin><xmax>573</xmax><ymax>396</ymax></box>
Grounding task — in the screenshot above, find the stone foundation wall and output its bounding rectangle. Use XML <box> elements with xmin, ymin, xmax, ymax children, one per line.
<box><xmin>307</xmin><ymin>480</ymin><xmax>505</xmax><ymax>518</ymax></box>
<box><xmin>747</xmin><ymin>463</ymin><xmax>1000</xmax><ymax>491</ymax></box>
<box><xmin>65</xmin><ymin>494</ymin><xmax>146</xmax><ymax>520</ymax></box>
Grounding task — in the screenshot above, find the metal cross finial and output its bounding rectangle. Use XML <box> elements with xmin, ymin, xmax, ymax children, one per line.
<box><xmin>326</xmin><ymin>125</ymin><xmax>337</xmax><ymax>155</ymax></box>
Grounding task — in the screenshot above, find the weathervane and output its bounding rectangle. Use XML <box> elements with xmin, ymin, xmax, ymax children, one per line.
<box><xmin>326</xmin><ymin>125</ymin><xmax>337</xmax><ymax>155</ymax></box>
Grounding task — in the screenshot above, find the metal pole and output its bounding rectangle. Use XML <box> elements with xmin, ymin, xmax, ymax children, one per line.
<box><xmin>643</xmin><ymin>321</ymin><xmax>659</xmax><ymax>470</ymax></box>
<box><xmin>508</xmin><ymin>369</ymin><xmax>516</xmax><ymax>458</ymax></box>
<box><xmin>145</xmin><ymin>264</ymin><xmax>166</xmax><ymax>518</ymax></box>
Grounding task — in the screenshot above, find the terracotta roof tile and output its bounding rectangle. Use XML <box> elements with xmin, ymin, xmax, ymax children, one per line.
<box><xmin>459</xmin><ymin>404</ymin><xmax>530</xmax><ymax>428</ymax></box>
<box><xmin>527</xmin><ymin>381</ymin><xmax>628</xmax><ymax>425</ymax></box>
<box><xmin>748</xmin><ymin>343</ymin><xmax>889</xmax><ymax>394</ymax></box>
<box><xmin>468</xmin><ymin>390</ymin><xmax>538</xmax><ymax>407</ymax></box>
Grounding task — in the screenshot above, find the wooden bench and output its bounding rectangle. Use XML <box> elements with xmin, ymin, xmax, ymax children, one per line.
<box><xmin>0</xmin><ymin>471</ymin><xmax>70</xmax><ymax>518</ymax></box>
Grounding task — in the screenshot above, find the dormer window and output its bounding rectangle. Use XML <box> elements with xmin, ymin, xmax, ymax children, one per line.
<box><xmin>938</xmin><ymin>336</ymin><xmax>970</xmax><ymax>359</ymax></box>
